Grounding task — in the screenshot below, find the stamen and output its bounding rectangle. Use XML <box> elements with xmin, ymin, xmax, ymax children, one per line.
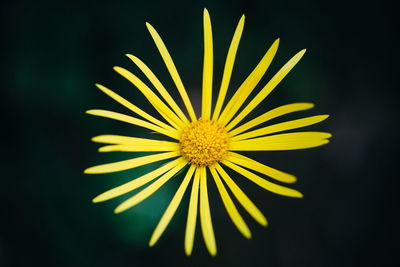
<box><xmin>180</xmin><ymin>119</ymin><xmax>229</xmax><ymax>166</ymax></box>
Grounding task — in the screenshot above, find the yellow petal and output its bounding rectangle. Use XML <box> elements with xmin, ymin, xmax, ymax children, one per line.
<box><xmin>114</xmin><ymin>66</ymin><xmax>184</xmax><ymax>129</ymax></box>
<box><xmin>209</xmin><ymin>165</ymin><xmax>251</xmax><ymax>239</ymax></box>
<box><xmin>185</xmin><ymin>166</ymin><xmax>200</xmax><ymax>256</ymax></box>
<box><xmin>92</xmin><ymin>134</ymin><xmax>178</xmax><ymax>147</ymax></box>
<box><xmin>85</xmin><ymin>151</ymin><xmax>180</xmax><ymax>174</ymax></box>
<box><xmin>231</xmin><ymin>115</ymin><xmax>329</xmax><ymax>142</ymax></box>
<box><xmin>201</xmin><ymin>9</ymin><xmax>213</xmax><ymax>120</ymax></box>
<box><xmin>146</xmin><ymin>22</ymin><xmax>197</xmax><ymax>122</ymax></box>
<box><xmin>218</xmin><ymin>39</ymin><xmax>280</xmax><ymax>126</ymax></box>
<box><xmin>222</xmin><ymin>160</ymin><xmax>303</xmax><ymax>198</ymax></box>
<box><xmin>114</xmin><ymin>158</ymin><xmax>187</xmax><ymax>213</ymax></box>
<box><xmin>92</xmin><ymin>158</ymin><xmax>181</xmax><ymax>203</ymax></box>
<box><xmin>86</xmin><ymin>109</ymin><xmax>179</xmax><ymax>140</ymax></box>
<box><xmin>230</xmin><ymin>131</ymin><xmax>332</xmax><ymax>151</ymax></box>
<box><xmin>212</xmin><ymin>14</ymin><xmax>245</xmax><ymax>121</ymax></box>
<box><xmin>149</xmin><ymin>165</ymin><xmax>196</xmax><ymax>247</ymax></box>
<box><xmin>98</xmin><ymin>144</ymin><xmax>179</xmax><ymax>153</ymax></box>
<box><xmin>226</xmin><ymin>49</ymin><xmax>307</xmax><ymax>130</ymax></box>
<box><xmin>214</xmin><ymin>163</ymin><xmax>267</xmax><ymax>226</ymax></box>
<box><xmin>199</xmin><ymin>166</ymin><xmax>217</xmax><ymax>256</ymax></box>
<box><xmin>226</xmin><ymin>152</ymin><xmax>296</xmax><ymax>183</ymax></box>
<box><xmin>227</xmin><ymin>102</ymin><xmax>314</xmax><ymax>136</ymax></box>
<box><xmin>125</xmin><ymin>55</ymin><xmax>189</xmax><ymax>124</ymax></box>
<box><xmin>95</xmin><ymin>83</ymin><xmax>177</xmax><ymax>132</ymax></box>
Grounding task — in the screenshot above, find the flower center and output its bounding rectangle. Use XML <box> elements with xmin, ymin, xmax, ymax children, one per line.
<box><xmin>180</xmin><ymin>119</ymin><xmax>229</xmax><ymax>167</ymax></box>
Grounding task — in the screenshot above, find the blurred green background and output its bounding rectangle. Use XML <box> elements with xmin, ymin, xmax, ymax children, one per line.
<box><xmin>1</xmin><ymin>0</ymin><xmax>397</xmax><ymax>266</ymax></box>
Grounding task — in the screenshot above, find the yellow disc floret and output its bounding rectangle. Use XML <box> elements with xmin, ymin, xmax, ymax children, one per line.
<box><xmin>180</xmin><ymin>119</ymin><xmax>229</xmax><ymax>166</ymax></box>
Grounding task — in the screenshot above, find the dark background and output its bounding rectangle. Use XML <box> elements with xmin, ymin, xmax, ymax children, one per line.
<box><xmin>1</xmin><ymin>0</ymin><xmax>397</xmax><ymax>266</ymax></box>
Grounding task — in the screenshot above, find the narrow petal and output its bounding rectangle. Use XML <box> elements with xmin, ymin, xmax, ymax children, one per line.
<box><xmin>114</xmin><ymin>158</ymin><xmax>187</xmax><ymax>213</ymax></box>
<box><xmin>201</xmin><ymin>8</ymin><xmax>213</xmax><ymax>120</ymax></box>
<box><xmin>92</xmin><ymin>134</ymin><xmax>178</xmax><ymax>147</ymax></box>
<box><xmin>218</xmin><ymin>39</ymin><xmax>280</xmax><ymax>126</ymax></box>
<box><xmin>92</xmin><ymin>134</ymin><xmax>177</xmax><ymax>146</ymax></box>
<box><xmin>86</xmin><ymin>109</ymin><xmax>179</xmax><ymax>140</ymax></box>
<box><xmin>231</xmin><ymin>115</ymin><xmax>329</xmax><ymax>142</ymax></box>
<box><xmin>98</xmin><ymin>144</ymin><xmax>179</xmax><ymax>153</ymax></box>
<box><xmin>95</xmin><ymin>83</ymin><xmax>177</xmax><ymax>132</ymax></box>
<box><xmin>230</xmin><ymin>132</ymin><xmax>332</xmax><ymax>151</ymax></box>
<box><xmin>125</xmin><ymin>55</ymin><xmax>189</xmax><ymax>124</ymax></box>
<box><xmin>209</xmin><ymin>165</ymin><xmax>251</xmax><ymax>239</ymax></box>
<box><xmin>226</xmin><ymin>49</ymin><xmax>307</xmax><ymax>130</ymax></box>
<box><xmin>199</xmin><ymin>167</ymin><xmax>217</xmax><ymax>256</ymax></box>
<box><xmin>149</xmin><ymin>165</ymin><xmax>196</xmax><ymax>247</ymax></box>
<box><xmin>114</xmin><ymin>66</ymin><xmax>185</xmax><ymax>129</ymax></box>
<box><xmin>222</xmin><ymin>160</ymin><xmax>303</xmax><ymax>198</ymax></box>
<box><xmin>85</xmin><ymin>151</ymin><xmax>180</xmax><ymax>174</ymax></box>
<box><xmin>215</xmin><ymin>163</ymin><xmax>267</xmax><ymax>226</ymax></box>
<box><xmin>227</xmin><ymin>102</ymin><xmax>314</xmax><ymax>136</ymax></box>
<box><xmin>92</xmin><ymin>158</ymin><xmax>181</xmax><ymax>203</ymax></box>
<box><xmin>226</xmin><ymin>152</ymin><xmax>296</xmax><ymax>183</ymax></box>
<box><xmin>212</xmin><ymin>15</ymin><xmax>245</xmax><ymax>121</ymax></box>
<box><xmin>185</xmin><ymin>167</ymin><xmax>200</xmax><ymax>256</ymax></box>
<box><xmin>146</xmin><ymin>22</ymin><xmax>197</xmax><ymax>121</ymax></box>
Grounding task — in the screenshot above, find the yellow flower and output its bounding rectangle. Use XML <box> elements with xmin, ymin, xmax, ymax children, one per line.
<box><xmin>85</xmin><ymin>9</ymin><xmax>331</xmax><ymax>256</ymax></box>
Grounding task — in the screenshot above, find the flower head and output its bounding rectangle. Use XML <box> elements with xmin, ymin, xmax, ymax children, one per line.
<box><xmin>86</xmin><ymin>9</ymin><xmax>331</xmax><ymax>256</ymax></box>
<box><xmin>180</xmin><ymin>119</ymin><xmax>229</xmax><ymax>166</ymax></box>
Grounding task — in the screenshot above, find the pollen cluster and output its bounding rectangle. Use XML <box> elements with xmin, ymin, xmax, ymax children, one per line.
<box><xmin>180</xmin><ymin>119</ymin><xmax>229</xmax><ymax>167</ymax></box>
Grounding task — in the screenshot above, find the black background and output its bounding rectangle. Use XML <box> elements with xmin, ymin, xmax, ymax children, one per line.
<box><xmin>1</xmin><ymin>0</ymin><xmax>397</xmax><ymax>266</ymax></box>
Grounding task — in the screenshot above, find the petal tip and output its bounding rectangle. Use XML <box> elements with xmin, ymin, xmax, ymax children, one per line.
<box><xmin>92</xmin><ymin>196</ymin><xmax>102</xmax><ymax>203</ymax></box>
<box><xmin>203</xmin><ymin>8</ymin><xmax>211</xmax><ymax>23</ymax></box>
<box><xmin>145</xmin><ymin>22</ymin><xmax>153</xmax><ymax>30</ymax></box>
<box><xmin>259</xmin><ymin>216</ymin><xmax>268</xmax><ymax>227</ymax></box>
<box><xmin>184</xmin><ymin>248</ymin><xmax>192</xmax><ymax>257</ymax></box>
<box><xmin>244</xmin><ymin>231</ymin><xmax>252</xmax><ymax>239</ymax></box>
<box><xmin>287</xmin><ymin>175</ymin><xmax>298</xmax><ymax>184</ymax></box>
<box><xmin>98</xmin><ymin>146</ymin><xmax>108</xmax><ymax>152</ymax></box>
<box><xmin>209</xmin><ymin>249</ymin><xmax>217</xmax><ymax>257</ymax></box>
<box><xmin>83</xmin><ymin>168</ymin><xmax>91</xmax><ymax>174</ymax></box>
<box><xmin>269</xmin><ymin>38</ymin><xmax>279</xmax><ymax>49</ymax></box>
<box><xmin>148</xmin><ymin>239</ymin><xmax>155</xmax><ymax>247</ymax></box>
<box><xmin>114</xmin><ymin>206</ymin><xmax>124</xmax><ymax>214</ymax></box>
<box><xmin>321</xmin><ymin>114</ymin><xmax>330</xmax><ymax>121</ymax></box>
<box><xmin>113</xmin><ymin>66</ymin><xmax>122</xmax><ymax>72</ymax></box>
<box><xmin>95</xmin><ymin>84</ymin><xmax>109</xmax><ymax>94</ymax></box>
<box><xmin>91</xmin><ymin>136</ymin><xmax>99</xmax><ymax>142</ymax></box>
